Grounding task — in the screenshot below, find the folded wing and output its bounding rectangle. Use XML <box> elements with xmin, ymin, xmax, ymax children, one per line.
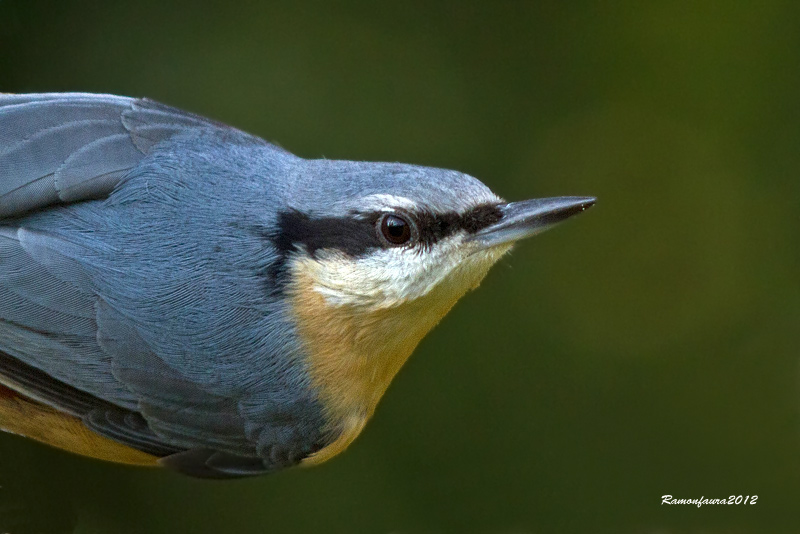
<box><xmin>0</xmin><ymin>94</ymin><xmax>294</xmax><ymax>477</ymax></box>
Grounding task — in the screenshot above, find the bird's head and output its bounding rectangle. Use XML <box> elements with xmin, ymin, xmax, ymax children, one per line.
<box><xmin>276</xmin><ymin>159</ymin><xmax>594</xmax><ymax>311</ymax></box>
<box><xmin>271</xmin><ymin>159</ymin><xmax>594</xmax><ymax>462</ymax></box>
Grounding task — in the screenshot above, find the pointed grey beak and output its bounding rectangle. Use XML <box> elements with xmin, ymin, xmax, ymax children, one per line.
<box><xmin>470</xmin><ymin>196</ymin><xmax>596</xmax><ymax>248</ymax></box>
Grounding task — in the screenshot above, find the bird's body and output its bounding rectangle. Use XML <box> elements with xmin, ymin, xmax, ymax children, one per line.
<box><xmin>0</xmin><ymin>93</ymin><xmax>593</xmax><ymax>477</ymax></box>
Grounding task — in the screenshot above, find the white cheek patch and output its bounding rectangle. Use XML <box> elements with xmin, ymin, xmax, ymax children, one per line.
<box><xmin>303</xmin><ymin>235</ymin><xmax>511</xmax><ymax>310</ymax></box>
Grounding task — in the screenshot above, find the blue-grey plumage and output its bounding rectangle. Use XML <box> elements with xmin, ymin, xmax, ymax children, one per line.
<box><xmin>0</xmin><ymin>93</ymin><xmax>594</xmax><ymax>478</ymax></box>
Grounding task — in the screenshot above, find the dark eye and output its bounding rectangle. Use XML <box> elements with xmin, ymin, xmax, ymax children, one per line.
<box><xmin>379</xmin><ymin>214</ymin><xmax>413</xmax><ymax>245</ymax></box>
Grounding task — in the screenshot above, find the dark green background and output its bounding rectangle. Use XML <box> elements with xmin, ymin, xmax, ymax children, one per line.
<box><xmin>1</xmin><ymin>1</ymin><xmax>799</xmax><ymax>533</ymax></box>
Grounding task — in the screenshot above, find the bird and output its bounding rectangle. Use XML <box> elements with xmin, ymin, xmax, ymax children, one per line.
<box><xmin>0</xmin><ymin>92</ymin><xmax>594</xmax><ymax>478</ymax></box>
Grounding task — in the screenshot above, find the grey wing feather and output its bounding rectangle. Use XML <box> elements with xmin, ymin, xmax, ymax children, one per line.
<box><xmin>83</xmin><ymin>409</ymin><xmax>182</xmax><ymax>457</ymax></box>
<box><xmin>0</xmin><ymin>348</ymin><xmax>181</xmax><ymax>458</ymax></box>
<box><xmin>0</xmin><ymin>200</ymin><xmax>267</xmax><ymax>476</ymax></box>
<box><xmin>0</xmin><ymin>226</ymin><xmax>138</xmax><ymax>405</ymax></box>
<box><xmin>0</xmin><ymin>93</ymin><xmax>218</xmax><ymax>218</ymax></box>
<box><xmin>0</xmin><ymin>349</ymin><xmax>100</xmax><ymax>416</ymax></box>
<box><xmin>121</xmin><ymin>98</ymin><xmax>228</xmax><ymax>152</ymax></box>
<box><xmin>97</xmin><ymin>299</ymin><xmax>255</xmax><ymax>455</ymax></box>
<box><xmin>159</xmin><ymin>448</ymin><xmax>271</xmax><ymax>478</ymax></box>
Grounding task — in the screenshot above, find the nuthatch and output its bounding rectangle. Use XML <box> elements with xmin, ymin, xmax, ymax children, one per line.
<box><xmin>0</xmin><ymin>93</ymin><xmax>594</xmax><ymax>478</ymax></box>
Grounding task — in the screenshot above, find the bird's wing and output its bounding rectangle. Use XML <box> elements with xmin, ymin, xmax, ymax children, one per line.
<box><xmin>0</xmin><ymin>196</ymin><xmax>266</xmax><ymax>478</ymax></box>
<box><xmin>0</xmin><ymin>348</ymin><xmax>181</xmax><ymax>458</ymax></box>
<box><xmin>0</xmin><ymin>94</ymin><xmax>289</xmax><ymax>477</ymax></box>
<box><xmin>0</xmin><ymin>92</ymin><xmax>218</xmax><ymax>218</ymax></box>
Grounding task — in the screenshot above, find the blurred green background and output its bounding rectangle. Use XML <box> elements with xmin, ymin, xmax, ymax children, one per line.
<box><xmin>1</xmin><ymin>1</ymin><xmax>799</xmax><ymax>533</ymax></box>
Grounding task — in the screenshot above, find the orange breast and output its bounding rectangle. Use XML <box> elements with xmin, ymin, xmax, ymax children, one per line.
<box><xmin>288</xmin><ymin>255</ymin><xmax>500</xmax><ymax>466</ymax></box>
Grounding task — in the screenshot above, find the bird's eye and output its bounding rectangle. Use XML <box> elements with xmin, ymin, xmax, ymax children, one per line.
<box><xmin>379</xmin><ymin>214</ymin><xmax>413</xmax><ymax>246</ymax></box>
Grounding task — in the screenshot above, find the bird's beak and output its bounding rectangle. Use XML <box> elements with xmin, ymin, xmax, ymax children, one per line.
<box><xmin>469</xmin><ymin>196</ymin><xmax>596</xmax><ymax>249</ymax></box>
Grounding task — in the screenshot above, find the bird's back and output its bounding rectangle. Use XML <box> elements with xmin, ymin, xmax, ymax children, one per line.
<box><xmin>0</xmin><ymin>93</ymin><xmax>328</xmax><ymax>477</ymax></box>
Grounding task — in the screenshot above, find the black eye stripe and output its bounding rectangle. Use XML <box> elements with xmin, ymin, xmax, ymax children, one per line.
<box><xmin>274</xmin><ymin>204</ymin><xmax>502</xmax><ymax>256</ymax></box>
<box><xmin>272</xmin><ymin>210</ymin><xmax>382</xmax><ymax>259</ymax></box>
<box><xmin>264</xmin><ymin>203</ymin><xmax>503</xmax><ymax>290</ymax></box>
<box><xmin>415</xmin><ymin>204</ymin><xmax>503</xmax><ymax>247</ymax></box>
